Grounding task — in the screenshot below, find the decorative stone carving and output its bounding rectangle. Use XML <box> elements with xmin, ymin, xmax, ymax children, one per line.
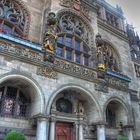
<box><xmin>58</xmin><ymin>13</ymin><xmax>92</xmax><ymax>45</ymax></box>
<box><xmin>43</xmin><ymin>12</ymin><xmax>58</xmax><ymax>62</ymax></box>
<box><xmin>37</xmin><ymin>66</ymin><xmax>57</xmax><ymax>79</ymax></box>
<box><xmin>0</xmin><ymin>42</ymin><xmax>43</xmax><ymax>61</ymax></box>
<box><xmin>59</xmin><ymin>0</ymin><xmax>91</xmax><ymax>20</ymax></box>
<box><xmin>78</xmin><ymin>102</ymin><xmax>84</xmax><ymax>115</ymax></box>
<box><xmin>54</xmin><ymin>59</ymin><xmax>97</xmax><ymax>81</ymax></box>
<box><xmin>106</xmin><ymin>76</ymin><xmax>129</xmax><ymax>91</ymax></box>
<box><xmin>96</xmin><ymin>34</ymin><xmax>105</xmax><ymax>70</ymax></box>
<box><xmin>0</xmin><ymin>0</ymin><xmax>30</xmax><ymax>36</ymax></box>
<box><xmin>95</xmin><ymin>80</ymin><xmax>108</xmax><ymax>92</ymax></box>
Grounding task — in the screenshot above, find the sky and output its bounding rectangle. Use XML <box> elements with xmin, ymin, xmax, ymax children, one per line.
<box><xmin>106</xmin><ymin>0</ymin><xmax>140</xmax><ymax>36</ymax></box>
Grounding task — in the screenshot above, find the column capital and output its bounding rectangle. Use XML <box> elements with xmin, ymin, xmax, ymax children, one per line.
<box><xmin>32</xmin><ymin>113</ymin><xmax>50</xmax><ymax>121</ymax></box>
<box><xmin>93</xmin><ymin>121</ymin><xmax>106</xmax><ymax>128</ymax></box>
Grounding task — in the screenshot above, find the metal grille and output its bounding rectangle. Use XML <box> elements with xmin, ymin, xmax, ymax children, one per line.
<box><xmin>0</xmin><ymin>86</ymin><xmax>29</xmax><ymax>119</ymax></box>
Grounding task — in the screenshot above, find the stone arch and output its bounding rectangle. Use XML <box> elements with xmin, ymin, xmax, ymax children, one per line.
<box><xmin>103</xmin><ymin>96</ymin><xmax>130</xmax><ymax>126</ymax></box>
<box><xmin>46</xmin><ymin>84</ymin><xmax>102</xmax><ymax>122</ymax></box>
<box><xmin>102</xmin><ymin>39</ymin><xmax>122</xmax><ymax>71</ymax></box>
<box><xmin>0</xmin><ymin>73</ymin><xmax>45</xmax><ymax>116</ymax></box>
<box><xmin>56</xmin><ymin>9</ymin><xmax>94</xmax><ymax>47</ymax></box>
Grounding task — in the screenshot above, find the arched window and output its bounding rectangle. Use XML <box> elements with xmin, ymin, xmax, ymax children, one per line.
<box><xmin>56</xmin><ymin>13</ymin><xmax>93</xmax><ymax>66</ymax></box>
<box><xmin>0</xmin><ymin>0</ymin><xmax>28</xmax><ymax>37</ymax></box>
<box><xmin>103</xmin><ymin>42</ymin><xmax>120</xmax><ymax>71</ymax></box>
<box><xmin>56</xmin><ymin>98</ymin><xmax>72</xmax><ymax>113</ymax></box>
<box><xmin>0</xmin><ymin>86</ymin><xmax>29</xmax><ymax>118</ymax></box>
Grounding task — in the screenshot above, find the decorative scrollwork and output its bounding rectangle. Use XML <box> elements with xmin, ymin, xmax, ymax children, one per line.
<box><xmin>0</xmin><ymin>0</ymin><xmax>25</xmax><ymax>31</ymax></box>
<box><xmin>58</xmin><ymin>14</ymin><xmax>92</xmax><ymax>45</ymax></box>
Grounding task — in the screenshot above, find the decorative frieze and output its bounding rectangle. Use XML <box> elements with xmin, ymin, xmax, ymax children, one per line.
<box><xmin>37</xmin><ymin>67</ymin><xmax>57</xmax><ymax>79</ymax></box>
<box><xmin>54</xmin><ymin>59</ymin><xmax>97</xmax><ymax>81</ymax></box>
<box><xmin>95</xmin><ymin>80</ymin><xmax>108</xmax><ymax>92</ymax></box>
<box><xmin>59</xmin><ymin>0</ymin><xmax>91</xmax><ymax>20</ymax></box>
<box><xmin>107</xmin><ymin>76</ymin><xmax>129</xmax><ymax>91</ymax></box>
<box><xmin>0</xmin><ymin>42</ymin><xmax>43</xmax><ymax>62</ymax></box>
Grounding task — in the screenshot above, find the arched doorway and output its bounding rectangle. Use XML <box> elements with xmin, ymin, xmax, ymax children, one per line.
<box><xmin>105</xmin><ymin>99</ymin><xmax>129</xmax><ymax>140</ymax></box>
<box><xmin>48</xmin><ymin>87</ymin><xmax>101</xmax><ymax>140</ymax></box>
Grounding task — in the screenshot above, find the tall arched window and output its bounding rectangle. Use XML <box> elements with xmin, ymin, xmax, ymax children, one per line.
<box><xmin>0</xmin><ymin>0</ymin><xmax>29</xmax><ymax>37</ymax></box>
<box><xmin>0</xmin><ymin>86</ymin><xmax>30</xmax><ymax>118</ymax></box>
<box><xmin>56</xmin><ymin>12</ymin><xmax>93</xmax><ymax>66</ymax></box>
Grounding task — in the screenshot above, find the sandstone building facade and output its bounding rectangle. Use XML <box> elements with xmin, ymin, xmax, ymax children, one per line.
<box><xmin>0</xmin><ymin>0</ymin><xmax>139</xmax><ymax>140</ymax></box>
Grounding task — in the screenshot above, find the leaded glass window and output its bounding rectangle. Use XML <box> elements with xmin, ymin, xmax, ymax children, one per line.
<box><xmin>56</xmin><ymin>12</ymin><xmax>92</xmax><ymax>66</ymax></box>
<box><xmin>0</xmin><ymin>0</ymin><xmax>28</xmax><ymax>37</ymax></box>
<box><xmin>0</xmin><ymin>86</ymin><xmax>29</xmax><ymax>118</ymax></box>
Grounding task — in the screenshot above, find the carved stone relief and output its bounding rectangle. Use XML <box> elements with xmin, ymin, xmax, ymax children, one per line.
<box><xmin>37</xmin><ymin>66</ymin><xmax>57</xmax><ymax>79</ymax></box>
<box><xmin>59</xmin><ymin>0</ymin><xmax>91</xmax><ymax>20</ymax></box>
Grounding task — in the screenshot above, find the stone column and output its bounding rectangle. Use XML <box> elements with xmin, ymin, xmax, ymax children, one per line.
<box><xmin>49</xmin><ymin>117</ymin><xmax>56</xmax><ymax>140</ymax></box>
<box><xmin>79</xmin><ymin>122</ymin><xmax>84</xmax><ymax>140</ymax></box>
<box><xmin>36</xmin><ymin>115</ymin><xmax>49</xmax><ymax>140</ymax></box>
<box><xmin>75</xmin><ymin>122</ymin><xmax>79</xmax><ymax>140</ymax></box>
<box><xmin>97</xmin><ymin>124</ymin><xmax>105</xmax><ymax>140</ymax></box>
<box><xmin>127</xmin><ymin>128</ymin><xmax>133</xmax><ymax>140</ymax></box>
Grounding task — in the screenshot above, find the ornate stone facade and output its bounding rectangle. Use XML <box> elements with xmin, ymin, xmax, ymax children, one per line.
<box><xmin>0</xmin><ymin>0</ymin><xmax>139</xmax><ymax>140</ymax></box>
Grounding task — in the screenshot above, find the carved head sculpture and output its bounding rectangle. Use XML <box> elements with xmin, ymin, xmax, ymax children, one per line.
<box><xmin>96</xmin><ymin>33</ymin><xmax>104</xmax><ymax>47</ymax></box>
<box><xmin>47</xmin><ymin>12</ymin><xmax>57</xmax><ymax>26</ymax></box>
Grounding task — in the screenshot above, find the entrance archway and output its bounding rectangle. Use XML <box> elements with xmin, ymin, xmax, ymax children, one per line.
<box><xmin>47</xmin><ymin>86</ymin><xmax>102</xmax><ymax>140</ymax></box>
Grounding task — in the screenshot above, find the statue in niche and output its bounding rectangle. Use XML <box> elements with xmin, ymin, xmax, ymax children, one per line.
<box><xmin>43</xmin><ymin>12</ymin><xmax>58</xmax><ymax>62</ymax></box>
<box><xmin>78</xmin><ymin>102</ymin><xmax>84</xmax><ymax>115</ymax></box>
<box><xmin>96</xmin><ymin>33</ymin><xmax>105</xmax><ymax>70</ymax></box>
<box><xmin>44</xmin><ymin>12</ymin><xmax>57</xmax><ymax>52</ymax></box>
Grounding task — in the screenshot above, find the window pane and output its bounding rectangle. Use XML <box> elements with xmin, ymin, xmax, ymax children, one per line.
<box><xmin>83</xmin><ymin>46</ymin><xmax>89</xmax><ymax>54</ymax></box>
<box><xmin>75</xmin><ymin>40</ymin><xmax>80</xmax><ymax>51</ymax></box>
<box><xmin>66</xmin><ymin>50</ymin><xmax>72</xmax><ymax>60</ymax></box>
<box><xmin>65</xmin><ymin>37</ymin><xmax>72</xmax><ymax>47</ymax></box>
<box><xmin>57</xmin><ymin>37</ymin><xmax>63</xmax><ymax>44</ymax></box>
<box><xmin>75</xmin><ymin>53</ymin><xmax>81</xmax><ymax>63</ymax></box>
<box><xmin>84</xmin><ymin>56</ymin><xmax>89</xmax><ymax>66</ymax></box>
<box><xmin>56</xmin><ymin>46</ymin><xmax>63</xmax><ymax>57</ymax></box>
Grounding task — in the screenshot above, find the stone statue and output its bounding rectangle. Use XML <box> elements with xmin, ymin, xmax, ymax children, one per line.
<box><xmin>78</xmin><ymin>102</ymin><xmax>84</xmax><ymax>115</ymax></box>
<box><xmin>43</xmin><ymin>12</ymin><xmax>58</xmax><ymax>62</ymax></box>
<box><xmin>96</xmin><ymin>33</ymin><xmax>105</xmax><ymax>70</ymax></box>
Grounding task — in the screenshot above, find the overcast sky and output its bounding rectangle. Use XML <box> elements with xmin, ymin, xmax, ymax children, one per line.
<box><xmin>106</xmin><ymin>0</ymin><xmax>140</xmax><ymax>36</ymax></box>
